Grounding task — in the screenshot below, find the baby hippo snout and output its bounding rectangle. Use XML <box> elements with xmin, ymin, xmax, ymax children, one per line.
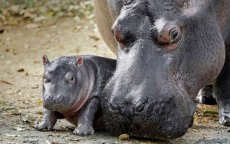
<box><xmin>44</xmin><ymin>94</ymin><xmax>63</xmax><ymax>104</ymax></box>
<box><xmin>44</xmin><ymin>94</ymin><xmax>53</xmax><ymax>101</ymax></box>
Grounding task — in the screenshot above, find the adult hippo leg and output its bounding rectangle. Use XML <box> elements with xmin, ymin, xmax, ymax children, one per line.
<box><xmin>214</xmin><ymin>55</ymin><xmax>230</xmax><ymax>126</ymax></box>
<box><xmin>196</xmin><ymin>85</ymin><xmax>217</xmax><ymax>105</ymax></box>
<box><xmin>213</xmin><ymin>1</ymin><xmax>230</xmax><ymax>127</ymax></box>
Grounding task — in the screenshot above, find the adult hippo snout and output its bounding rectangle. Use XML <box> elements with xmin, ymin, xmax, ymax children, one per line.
<box><xmin>104</xmin><ymin>36</ymin><xmax>197</xmax><ymax>138</ymax></box>
<box><xmin>96</xmin><ymin>0</ymin><xmax>226</xmax><ymax>139</ymax></box>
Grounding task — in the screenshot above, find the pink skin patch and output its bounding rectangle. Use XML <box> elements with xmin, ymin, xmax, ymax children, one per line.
<box><xmin>62</xmin><ymin>95</ymin><xmax>90</xmax><ymax>119</ymax></box>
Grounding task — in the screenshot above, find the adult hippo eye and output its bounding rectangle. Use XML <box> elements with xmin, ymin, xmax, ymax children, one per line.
<box><xmin>157</xmin><ymin>22</ymin><xmax>182</xmax><ymax>46</ymax></box>
<box><xmin>170</xmin><ymin>28</ymin><xmax>179</xmax><ymax>41</ymax></box>
<box><xmin>70</xmin><ymin>76</ymin><xmax>74</xmax><ymax>82</ymax></box>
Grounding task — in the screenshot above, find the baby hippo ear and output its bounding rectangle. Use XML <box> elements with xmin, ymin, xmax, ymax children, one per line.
<box><xmin>42</xmin><ymin>55</ymin><xmax>50</xmax><ymax>66</ymax></box>
<box><xmin>76</xmin><ymin>56</ymin><xmax>84</xmax><ymax>67</ymax></box>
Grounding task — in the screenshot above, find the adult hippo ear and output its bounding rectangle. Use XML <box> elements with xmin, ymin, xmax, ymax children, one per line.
<box><xmin>42</xmin><ymin>55</ymin><xmax>50</xmax><ymax>66</ymax></box>
<box><xmin>76</xmin><ymin>56</ymin><xmax>84</xmax><ymax>68</ymax></box>
<box><xmin>94</xmin><ymin>0</ymin><xmax>123</xmax><ymax>54</ymax></box>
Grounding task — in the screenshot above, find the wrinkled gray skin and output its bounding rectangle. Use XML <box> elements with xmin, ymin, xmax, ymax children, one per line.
<box><xmin>35</xmin><ymin>55</ymin><xmax>116</xmax><ymax>136</ymax></box>
<box><xmin>94</xmin><ymin>0</ymin><xmax>230</xmax><ymax>139</ymax></box>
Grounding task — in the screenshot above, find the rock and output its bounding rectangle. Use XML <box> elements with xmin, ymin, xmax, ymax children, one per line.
<box><xmin>13</xmin><ymin>126</ymin><xmax>25</xmax><ymax>132</ymax></box>
<box><xmin>0</xmin><ymin>29</ymin><xmax>4</xmax><ymax>34</ymax></box>
<box><xmin>17</xmin><ymin>68</ymin><xmax>25</xmax><ymax>72</ymax></box>
<box><xmin>26</xmin><ymin>23</ymin><xmax>39</xmax><ymax>29</ymax></box>
<box><xmin>89</xmin><ymin>35</ymin><xmax>100</xmax><ymax>41</ymax></box>
<box><xmin>119</xmin><ymin>134</ymin><xmax>129</xmax><ymax>141</ymax></box>
<box><xmin>32</xmin><ymin>85</ymin><xmax>39</xmax><ymax>89</ymax></box>
<box><xmin>5</xmin><ymin>134</ymin><xmax>19</xmax><ymax>137</ymax></box>
<box><xmin>0</xmin><ymin>80</ymin><xmax>13</xmax><ymax>85</ymax></box>
<box><xmin>9</xmin><ymin>5</ymin><xmax>21</xmax><ymax>16</ymax></box>
<box><xmin>33</xmin><ymin>16</ymin><xmax>48</xmax><ymax>23</ymax></box>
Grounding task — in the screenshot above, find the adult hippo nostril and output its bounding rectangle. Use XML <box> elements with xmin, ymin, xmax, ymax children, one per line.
<box><xmin>134</xmin><ymin>99</ymin><xmax>147</xmax><ymax>113</ymax></box>
<box><xmin>109</xmin><ymin>102</ymin><xmax>120</xmax><ymax>113</ymax></box>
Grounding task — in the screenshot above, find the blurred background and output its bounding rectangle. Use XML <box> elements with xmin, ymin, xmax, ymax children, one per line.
<box><xmin>0</xmin><ymin>0</ymin><xmax>93</xmax><ymax>25</ymax></box>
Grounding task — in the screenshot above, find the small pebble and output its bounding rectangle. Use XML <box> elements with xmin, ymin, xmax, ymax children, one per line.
<box><xmin>0</xmin><ymin>29</ymin><xmax>4</xmax><ymax>34</ymax></box>
<box><xmin>119</xmin><ymin>134</ymin><xmax>129</xmax><ymax>141</ymax></box>
<box><xmin>17</xmin><ymin>68</ymin><xmax>25</xmax><ymax>72</ymax></box>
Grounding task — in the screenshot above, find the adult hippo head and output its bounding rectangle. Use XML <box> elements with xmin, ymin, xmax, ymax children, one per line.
<box><xmin>94</xmin><ymin>0</ymin><xmax>229</xmax><ymax>139</ymax></box>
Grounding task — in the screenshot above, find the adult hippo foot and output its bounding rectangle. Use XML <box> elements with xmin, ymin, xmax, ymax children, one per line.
<box><xmin>73</xmin><ymin>123</ymin><xmax>95</xmax><ymax>136</ymax></box>
<box><xmin>219</xmin><ymin>108</ymin><xmax>230</xmax><ymax>127</ymax></box>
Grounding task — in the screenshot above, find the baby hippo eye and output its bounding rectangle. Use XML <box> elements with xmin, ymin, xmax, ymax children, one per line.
<box><xmin>157</xmin><ymin>22</ymin><xmax>182</xmax><ymax>45</ymax></box>
<box><xmin>65</xmin><ymin>72</ymin><xmax>75</xmax><ymax>84</ymax></box>
<box><xmin>43</xmin><ymin>73</ymin><xmax>51</xmax><ymax>83</ymax></box>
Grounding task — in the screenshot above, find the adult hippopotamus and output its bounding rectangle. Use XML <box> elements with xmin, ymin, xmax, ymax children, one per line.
<box><xmin>94</xmin><ymin>0</ymin><xmax>230</xmax><ymax>139</ymax></box>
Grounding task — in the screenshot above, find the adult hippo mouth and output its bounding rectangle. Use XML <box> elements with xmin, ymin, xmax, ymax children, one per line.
<box><xmin>95</xmin><ymin>0</ymin><xmax>227</xmax><ymax>139</ymax></box>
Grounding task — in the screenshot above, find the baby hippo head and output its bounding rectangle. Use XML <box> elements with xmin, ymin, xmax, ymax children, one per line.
<box><xmin>42</xmin><ymin>55</ymin><xmax>85</xmax><ymax>112</ymax></box>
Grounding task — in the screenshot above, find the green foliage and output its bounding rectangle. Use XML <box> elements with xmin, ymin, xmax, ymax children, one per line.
<box><xmin>0</xmin><ymin>0</ymin><xmax>35</xmax><ymax>8</ymax></box>
<box><xmin>203</xmin><ymin>110</ymin><xmax>218</xmax><ymax>117</ymax></box>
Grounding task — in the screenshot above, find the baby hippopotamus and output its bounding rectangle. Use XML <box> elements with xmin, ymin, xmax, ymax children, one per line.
<box><xmin>35</xmin><ymin>55</ymin><xmax>116</xmax><ymax>136</ymax></box>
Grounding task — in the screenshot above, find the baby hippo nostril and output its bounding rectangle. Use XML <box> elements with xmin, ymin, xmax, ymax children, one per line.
<box><xmin>46</xmin><ymin>95</ymin><xmax>53</xmax><ymax>100</ymax></box>
<box><xmin>56</xmin><ymin>95</ymin><xmax>63</xmax><ymax>103</ymax></box>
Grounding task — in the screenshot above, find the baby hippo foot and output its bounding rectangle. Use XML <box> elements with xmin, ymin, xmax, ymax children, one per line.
<box><xmin>35</xmin><ymin>119</ymin><xmax>56</xmax><ymax>131</ymax></box>
<box><xmin>219</xmin><ymin>108</ymin><xmax>230</xmax><ymax>127</ymax></box>
<box><xmin>73</xmin><ymin>123</ymin><xmax>95</xmax><ymax>136</ymax></box>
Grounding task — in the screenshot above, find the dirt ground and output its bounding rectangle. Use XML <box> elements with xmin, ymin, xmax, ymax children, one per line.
<box><xmin>0</xmin><ymin>17</ymin><xmax>230</xmax><ymax>144</ymax></box>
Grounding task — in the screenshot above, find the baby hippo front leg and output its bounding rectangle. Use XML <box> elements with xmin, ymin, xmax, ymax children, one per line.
<box><xmin>35</xmin><ymin>109</ymin><xmax>58</xmax><ymax>131</ymax></box>
<box><xmin>73</xmin><ymin>97</ymin><xmax>99</xmax><ymax>136</ymax></box>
